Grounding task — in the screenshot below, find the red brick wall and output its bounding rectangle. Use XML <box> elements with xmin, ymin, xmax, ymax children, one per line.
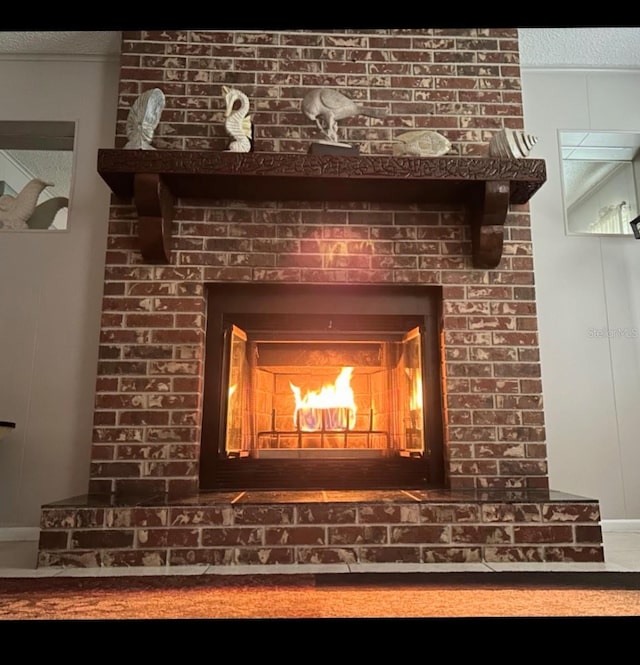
<box><xmin>90</xmin><ymin>29</ymin><xmax>546</xmax><ymax>495</ymax></box>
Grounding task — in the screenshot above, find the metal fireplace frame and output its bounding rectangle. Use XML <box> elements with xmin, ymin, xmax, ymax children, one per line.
<box><xmin>200</xmin><ymin>283</ymin><xmax>445</xmax><ymax>491</ymax></box>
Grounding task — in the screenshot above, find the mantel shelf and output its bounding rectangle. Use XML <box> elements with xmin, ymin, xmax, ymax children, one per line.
<box><xmin>97</xmin><ymin>149</ymin><xmax>547</xmax><ymax>268</ymax></box>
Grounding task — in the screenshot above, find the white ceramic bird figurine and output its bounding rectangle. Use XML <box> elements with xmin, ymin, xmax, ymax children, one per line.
<box><xmin>223</xmin><ymin>86</ymin><xmax>252</xmax><ymax>152</ymax></box>
<box><xmin>301</xmin><ymin>88</ymin><xmax>387</xmax><ymax>144</ymax></box>
<box><xmin>0</xmin><ymin>178</ymin><xmax>53</xmax><ymax>230</ymax></box>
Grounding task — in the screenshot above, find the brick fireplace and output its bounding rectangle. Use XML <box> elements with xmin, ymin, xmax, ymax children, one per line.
<box><xmin>37</xmin><ymin>28</ymin><xmax>604</xmax><ymax>568</ymax></box>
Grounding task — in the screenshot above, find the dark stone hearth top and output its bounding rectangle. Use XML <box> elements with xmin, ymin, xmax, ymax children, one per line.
<box><xmin>96</xmin><ymin>149</ymin><xmax>547</xmax><ymax>268</ymax></box>
<box><xmin>44</xmin><ymin>488</ymin><xmax>597</xmax><ymax>508</ymax></box>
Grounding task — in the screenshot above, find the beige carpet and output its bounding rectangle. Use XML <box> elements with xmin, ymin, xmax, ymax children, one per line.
<box><xmin>1</xmin><ymin>572</ymin><xmax>639</xmax><ymax>620</ymax></box>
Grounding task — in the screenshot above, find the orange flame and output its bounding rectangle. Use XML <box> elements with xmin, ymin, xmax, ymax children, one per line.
<box><xmin>290</xmin><ymin>367</ymin><xmax>357</xmax><ymax>431</ymax></box>
<box><xmin>409</xmin><ymin>372</ymin><xmax>423</xmax><ymax>412</ymax></box>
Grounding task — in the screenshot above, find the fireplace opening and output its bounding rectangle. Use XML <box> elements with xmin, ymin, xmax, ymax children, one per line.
<box><xmin>200</xmin><ymin>284</ymin><xmax>445</xmax><ymax>490</ymax></box>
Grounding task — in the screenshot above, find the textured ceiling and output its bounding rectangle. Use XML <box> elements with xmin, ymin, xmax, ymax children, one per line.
<box><xmin>0</xmin><ymin>31</ymin><xmax>121</xmax><ymax>55</ymax></box>
<box><xmin>518</xmin><ymin>28</ymin><xmax>640</xmax><ymax>68</ymax></box>
<box><xmin>0</xmin><ymin>29</ymin><xmax>638</xmax><ymax>67</ymax></box>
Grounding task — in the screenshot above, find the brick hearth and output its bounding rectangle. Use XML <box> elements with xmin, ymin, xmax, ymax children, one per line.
<box><xmin>37</xmin><ymin>28</ymin><xmax>605</xmax><ymax>568</ymax></box>
<box><xmin>39</xmin><ymin>489</ymin><xmax>603</xmax><ymax>567</ymax></box>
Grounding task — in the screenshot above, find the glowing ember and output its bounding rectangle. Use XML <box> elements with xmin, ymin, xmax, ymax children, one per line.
<box><xmin>290</xmin><ymin>367</ymin><xmax>357</xmax><ymax>431</ymax></box>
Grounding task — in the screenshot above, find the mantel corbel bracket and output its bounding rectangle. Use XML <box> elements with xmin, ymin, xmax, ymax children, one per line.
<box><xmin>469</xmin><ymin>180</ymin><xmax>511</xmax><ymax>269</ymax></box>
<box><xmin>133</xmin><ymin>173</ymin><xmax>175</xmax><ymax>263</ymax></box>
<box><xmin>97</xmin><ymin>152</ymin><xmax>546</xmax><ymax>266</ymax></box>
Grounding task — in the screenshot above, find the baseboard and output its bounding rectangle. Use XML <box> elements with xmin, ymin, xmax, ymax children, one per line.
<box><xmin>601</xmin><ymin>519</ymin><xmax>640</xmax><ymax>533</ymax></box>
<box><xmin>0</xmin><ymin>526</ymin><xmax>40</xmax><ymax>542</ymax></box>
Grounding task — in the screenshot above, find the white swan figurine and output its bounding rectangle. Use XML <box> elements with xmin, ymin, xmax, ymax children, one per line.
<box><xmin>223</xmin><ymin>86</ymin><xmax>252</xmax><ymax>153</ymax></box>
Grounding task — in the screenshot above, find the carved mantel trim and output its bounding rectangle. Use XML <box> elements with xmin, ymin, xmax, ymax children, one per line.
<box><xmin>97</xmin><ymin>150</ymin><xmax>546</xmax><ymax>266</ymax></box>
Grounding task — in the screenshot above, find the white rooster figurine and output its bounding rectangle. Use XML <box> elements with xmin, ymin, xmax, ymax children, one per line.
<box><xmin>223</xmin><ymin>86</ymin><xmax>252</xmax><ymax>152</ymax></box>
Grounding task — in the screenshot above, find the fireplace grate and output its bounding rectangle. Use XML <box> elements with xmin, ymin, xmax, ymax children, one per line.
<box><xmin>256</xmin><ymin>428</ymin><xmax>391</xmax><ymax>450</ymax></box>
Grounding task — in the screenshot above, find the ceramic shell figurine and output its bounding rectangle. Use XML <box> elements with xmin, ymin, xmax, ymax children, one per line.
<box><xmin>301</xmin><ymin>88</ymin><xmax>387</xmax><ymax>144</ymax></box>
<box><xmin>223</xmin><ymin>86</ymin><xmax>252</xmax><ymax>152</ymax></box>
<box><xmin>124</xmin><ymin>88</ymin><xmax>166</xmax><ymax>150</ymax></box>
<box><xmin>393</xmin><ymin>130</ymin><xmax>452</xmax><ymax>157</ymax></box>
<box><xmin>489</xmin><ymin>129</ymin><xmax>538</xmax><ymax>159</ymax></box>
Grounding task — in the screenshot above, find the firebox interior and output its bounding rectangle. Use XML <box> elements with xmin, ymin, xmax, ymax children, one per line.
<box><xmin>201</xmin><ymin>284</ymin><xmax>445</xmax><ymax>490</ymax></box>
<box><xmin>224</xmin><ymin>327</ymin><xmax>426</xmax><ymax>459</ymax></box>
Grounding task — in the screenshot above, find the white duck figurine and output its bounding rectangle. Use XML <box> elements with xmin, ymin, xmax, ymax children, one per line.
<box><xmin>223</xmin><ymin>86</ymin><xmax>252</xmax><ymax>152</ymax></box>
<box><xmin>0</xmin><ymin>178</ymin><xmax>53</xmax><ymax>230</ymax></box>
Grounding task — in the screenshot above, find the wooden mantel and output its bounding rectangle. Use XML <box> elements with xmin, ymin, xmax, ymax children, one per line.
<box><xmin>97</xmin><ymin>149</ymin><xmax>547</xmax><ymax>268</ymax></box>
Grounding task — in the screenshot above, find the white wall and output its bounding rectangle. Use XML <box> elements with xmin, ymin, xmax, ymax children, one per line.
<box><xmin>0</xmin><ymin>56</ymin><xmax>119</xmax><ymax>526</ymax></box>
<box><xmin>522</xmin><ymin>69</ymin><xmax>640</xmax><ymax>519</ymax></box>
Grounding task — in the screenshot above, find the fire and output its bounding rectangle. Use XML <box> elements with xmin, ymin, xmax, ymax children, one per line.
<box><xmin>409</xmin><ymin>371</ymin><xmax>423</xmax><ymax>412</ymax></box>
<box><xmin>290</xmin><ymin>367</ymin><xmax>357</xmax><ymax>431</ymax></box>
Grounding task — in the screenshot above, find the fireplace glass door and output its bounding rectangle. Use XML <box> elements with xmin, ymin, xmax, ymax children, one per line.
<box><xmin>222</xmin><ymin>323</ymin><xmax>426</xmax><ymax>460</ymax></box>
<box><xmin>201</xmin><ymin>284</ymin><xmax>444</xmax><ymax>490</ymax></box>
